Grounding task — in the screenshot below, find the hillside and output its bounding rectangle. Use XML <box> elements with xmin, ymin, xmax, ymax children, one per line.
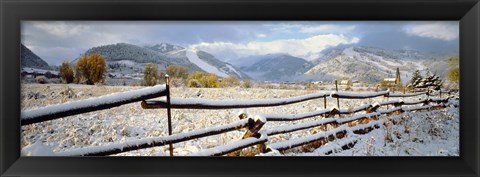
<box><xmin>80</xmin><ymin>43</ymin><xmax>249</xmax><ymax>80</ymax></box>
<box><xmin>238</xmin><ymin>54</ymin><xmax>313</xmax><ymax>81</ymax></box>
<box><xmin>21</xmin><ymin>44</ymin><xmax>51</xmax><ymax>70</ymax></box>
<box><xmin>305</xmin><ymin>46</ymin><xmax>453</xmax><ymax>83</ymax></box>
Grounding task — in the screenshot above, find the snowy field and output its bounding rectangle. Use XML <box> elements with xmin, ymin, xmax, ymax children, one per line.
<box><xmin>21</xmin><ymin>83</ymin><xmax>459</xmax><ymax>156</ymax></box>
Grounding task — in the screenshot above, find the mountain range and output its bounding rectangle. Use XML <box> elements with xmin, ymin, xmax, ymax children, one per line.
<box><xmin>21</xmin><ymin>42</ymin><xmax>457</xmax><ymax>84</ymax></box>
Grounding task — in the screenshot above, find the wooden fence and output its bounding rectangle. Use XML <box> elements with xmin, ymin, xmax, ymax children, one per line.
<box><xmin>21</xmin><ymin>78</ymin><xmax>457</xmax><ymax>156</ymax></box>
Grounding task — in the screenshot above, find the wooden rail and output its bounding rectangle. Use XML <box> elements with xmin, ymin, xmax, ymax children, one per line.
<box><xmin>21</xmin><ymin>85</ymin><xmax>167</xmax><ymax>125</ymax></box>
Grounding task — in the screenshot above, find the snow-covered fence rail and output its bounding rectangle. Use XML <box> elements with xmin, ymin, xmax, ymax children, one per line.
<box><xmin>57</xmin><ymin>118</ymin><xmax>253</xmax><ymax>156</ymax></box>
<box><xmin>141</xmin><ymin>92</ymin><xmax>330</xmax><ymax>109</ymax></box>
<box><xmin>21</xmin><ymin>85</ymin><xmax>167</xmax><ymax>125</ymax></box>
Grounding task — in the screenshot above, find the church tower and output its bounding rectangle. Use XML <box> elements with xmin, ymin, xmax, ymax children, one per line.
<box><xmin>395</xmin><ymin>67</ymin><xmax>401</xmax><ymax>85</ymax></box>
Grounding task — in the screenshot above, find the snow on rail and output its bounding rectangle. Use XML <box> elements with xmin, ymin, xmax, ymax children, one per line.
<box><xmin>378</xmin><ymin>100</ymin><xmax>403</xmax><ymax>106</ymax></box>
<box><xmin>379</xmin><ymin>107</ymin><xmax>403</xmax><ymax>114</ymax></box>
<box><xmin>261</xmin><ymin>108</ymin><xmax>334</xmax><ymax>121</ymax></box>
<box><xmin>331</xmin><ymin>91</ymin><xmax>389</xmax><ymax>99</ymax></box>
<box><xmin>142</xmin><ymin>92</ymin><xmax>330</xmax><ymax>109</ymax></box>
<box><xmin>56</xmin><ymin>119</ymin><xmax>250</xmax><ymax>156</ymax></box>
<box><xmin>262</xmin><ymin>118</ymin><xmax>336</xmax><ymax>136</ymax></box>
<box><xmin>338</xmin><ymin>104</ymin><xmax>371</xmax><ymax>114</ymax></box>
<box><xmin>21</xmin><ymin>85</ymin><xmax>167</xmax><ymax>125</ymax></box>
<box><xmin>336</xmin><ymin>112</ymin><xmax>381</xmax><ymax>124</ymax></box>
<box><xmin>387</xmin><ymin>92</ymin><xmax>426</xmax><ymax>97</ymax></box>
<box><xmin>403</xmin><ymin>99</ymin><xmax>428</xmax><ymax>105</ymax></box>
<box><xmin>191</xmin><ymin>133</ymin><xmax>268</xmax><ymax>156</ymax></box>
<box><xmin>348</xmin><ymin>119</ymin><xmax>385</xmax><ymax>132</ymax></box>
<box><xmin>267</xmin><ymin>125</ymin><xmax>349</xmax><ymax>151</ymax></box>
<box><xmin>297</xmin><ymin>136</ymin><xmax>359</xmax><ymax>156</ymax></box>
<box><xmin>403</xmin><ymin>105</ymin><xmax>433</xmax><ymax>112</ymax></box>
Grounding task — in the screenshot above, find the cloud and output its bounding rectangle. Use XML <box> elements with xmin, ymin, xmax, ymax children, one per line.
<box><xmin>190</xmin><ymin>34</ymin><xmax>360</xmax><ymax>60</ymax></box>
<box><xmin>300</xmin><ymin>25</ymin><xmax>356</xmax><ymax>34</ymax></box>
<box><xmin>403</xmin><ymin>22</ymin><xmax>459</xmax><ymax>41</ymax></box>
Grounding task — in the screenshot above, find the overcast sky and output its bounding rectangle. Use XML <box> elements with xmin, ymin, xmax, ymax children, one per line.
<box><xmin>21</xmin><ymin>21</ymin><xmax>459</xmax><ymax>65</ymax></box>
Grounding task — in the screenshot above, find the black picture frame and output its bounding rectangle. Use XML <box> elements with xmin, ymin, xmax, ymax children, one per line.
<box><xmin>1</xmin><ymin>0</ymin><xmax>479</xmax><ymax>176</ymax></box>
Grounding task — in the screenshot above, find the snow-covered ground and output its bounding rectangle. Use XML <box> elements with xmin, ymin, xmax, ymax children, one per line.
<box><xmin>20</xmin><ymin>83</ymin><xmax>459</xmax><ymax>156</ymax></box>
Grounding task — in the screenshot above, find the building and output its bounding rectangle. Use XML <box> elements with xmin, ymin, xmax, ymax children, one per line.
<box><xmin>383</xmin><ymin>67</ymin><xmax>401</xmax><ymax>85</ymax></box>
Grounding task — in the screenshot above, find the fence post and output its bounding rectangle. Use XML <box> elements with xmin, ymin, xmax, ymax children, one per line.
<box><xmin>324</xmin><ymin>95</ymin><xmax>327</xmax><ymax>109</ymax></box>
<box><xmin>165</xmin><ymin>75</ymin><xmax>174</xmax><ymax>156</ymax></box>
<box><xmin>335</xmin><ymin>80</ymin><xmax>340</xmax><ymax>109</ymax></box>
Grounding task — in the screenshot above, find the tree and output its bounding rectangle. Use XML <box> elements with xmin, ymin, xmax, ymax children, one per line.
<box><xmin>414</xmin><ymin>71</ymin><xmax>443</xmax><ymax>90</ymax></box>
<box><xmin>409</xmin><ymin>70</ymin><xmax>422</xmax><ymax>85</ymax></box>
<box><xmin>166</xmin><ymin>65</ymin><xmax>188</xmax><ymax>79</ymax></box>
<box><xmin>447</xmin><ymin>57</ymin><xmax>459</xmax><ymax>82</ymax></box>
<box><xmin>75</xmin><ymin>53</ymin><xmax>107</xmax><ymax>85</ymax></box>
<box><xmin>143</xmin><ymin>63</ymin><xmax>159</xmax><ymax>86</ymax></box>
<box><xmin>59</xmin><ymin>61</ymin><xmax>74</xmax><ymax>83</ymax></box>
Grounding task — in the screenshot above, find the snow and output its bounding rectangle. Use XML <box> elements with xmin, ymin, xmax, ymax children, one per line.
<box><xmin>267</xmin><ymin>125</ymin><xmax>349</xmax><ymax>151</ymax></box>
<box><xmin>22</xmin><ymin>67</ymin><xmax>59</xmax><ymax>75</ymax></box>
<box><xmin>22</xmin><ymin>141</ymin><xmax>56</xmax><ymax>156</ymax></box>
<box><xmin>168</xmin><ymin>92</ymin><xmax>329</xmax><ymax>108</ymax></box>
<box><xmin>56</xmin><ymin>118</ymin><xmax>250</xmax><ymax>156</ymax></box>
<box><xmin>339</xmin><ymin>104</ymin><xmax>371</xmax><ymax>113</ymax></box>
<box><xmin>295</xmin><ymin>136</ymin><xmax>359</xmax><ymax>156</ymax></box>
<box><xmin>21</xmin><ymin>85</ymin><xmax>167</xmax><ymax>122</ymax></box>
<box><xmin>331</xmin><ymin>91</ymin><xmax>389</xmax><ymax>99</ymax></box>
<box><xmin>388</xmin><ymin>92</ymin><xmax>426</xmax><ymax>97</ymax></box>
<box><xmin>403</xmin><ymin>99</ymin><xmax>428</xmax><ymax>105</ymax></box>
<box><xmin>20</xmin><ymin>84</ymin><xmax>459</xmax><ymax>157</ymax></box>
<box><xmin>186</xmin><ymin>49</ymin><xmax>228</xmax><ymax>77</ymax></box>
<box><xmin>226</xmin><ymin>64</ymin><xmax>242</xmax><ymax>77</ymax></box>
<box><xmin>379</xmin><ymin>107</ymin><xmax>403</xmax><ymax>114</ymax></box>
<box><xmin>260</xmin><ymin>108</ymin><xmax>333</xmax><ymax>121</ymax></box>
<box><xmin>403</xmin><ymin>105</ymin><xmax>432</xmax><ymax>112</ymax></box>
<box><xmin>378</xmin><ymin>100</ymin><xmax>403</xmax><ymax>106</ymax></box>
<box><xmin>191</xmin><ymin>133</ymin><xmax>268</xmax><ymax>156</ymax></box>
<box><xmin>336</xmin><ymin>112</ymin><xmax>381</xmax><ymax>124</ymax></box>
<box><xmin>262</xmin><ymin>118</ymin><xmax>336</xmax><ymax>136</ymax></box>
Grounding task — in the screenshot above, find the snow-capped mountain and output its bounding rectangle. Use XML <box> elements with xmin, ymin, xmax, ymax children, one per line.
<box><xmin>21</xmin><ymin>44</ymin><xmax>51</xmax><ymax>70</ymax></box>
<box><xmin>145</xmin><ymin>43</ymin><xmax>185</xmax><ymax>54</ymax></box>
<box><xmin>80</xmin><ymin>43</ymin><xmax>249</xmax><ymax>79</ymax></box>
<box><xmin>182</xmin><ymin>49</ymin><xmax>250</xmax><ymax>79</ymax></box>
<box><xmin>305</xmin><ymin>46</ymin><xmax>454</xmax><ymax>83</ymax></box>
<box><xmin>233</xmin><ymin>54</ymin><xmax>313</xmax><ymax>81</ymax></box>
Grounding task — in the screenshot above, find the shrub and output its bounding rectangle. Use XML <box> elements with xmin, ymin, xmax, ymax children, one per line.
<box><xmin>221</xmin><ymin>75</ymin><xmax>240</xmax><ymax>87</ymax></box>
<box><xmin>59</xmin><ymin>61</ymin><xmax>74</xmax><ymax>83</ymax></box>
<box><xmin>35</xmin><ymin>76</ymin><xmax>48</xmax><ymax>84</ymax></box>
<box><xmin>143</xmin><ymin>63</ymin><xmax>159</xmax><ymax>86</ymax></box>
<box><xmin>242</xmin><ymin>80</ymin><xmax>252</xmax><ymax>88</ymax></box>
<box><xmin>187</xmin><ymin>79</ymin><xmax>202</xmax><ymax>88</ymax></box>
<box><xmin>75</xmin><ymin>53</ymin><xmax>107</xmax><ymax>85</ymax></box>
<box><xmin>187</xmin><ymin>72</ymin><xmax>220</xmax><ymax>88</ymax></box>
<box><xmin>447</xmin><ymin>57</ymin><xmax>459</xmax><ymax>82</ymax></box>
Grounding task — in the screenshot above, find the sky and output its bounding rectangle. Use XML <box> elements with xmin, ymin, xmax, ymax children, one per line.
<box><xmin>21</xmin><ymin>21</ymin><xmax>459</xmax><ymax>65</ymax></box>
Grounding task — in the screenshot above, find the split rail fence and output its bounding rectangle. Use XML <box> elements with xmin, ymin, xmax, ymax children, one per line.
<box><xmin>21</xmin><ymin>78</ymin><xmax>457</xmax><ymax>156</ymax></box>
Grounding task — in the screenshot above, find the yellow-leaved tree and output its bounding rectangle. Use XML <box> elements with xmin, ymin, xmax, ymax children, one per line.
<box><xmin>75</xmin><ymin>53</ymin><xmax>107</xmax><ymax>85</ymax></box>
<box><xmin>59</xmin><ymin>60</ymin><xmax>74</xmax><ymax>83</ymax></box>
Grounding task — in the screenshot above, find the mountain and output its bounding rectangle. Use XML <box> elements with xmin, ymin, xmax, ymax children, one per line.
<box><xmin>182</xmin><ymin>49</ymin><xmax>250</xmax><ymax>79</ymax></box>
<box><xmin>21</xmin><ymin>44</ymin><xmax>50</xmax><ymax>69</ymax></box>
<box><xmin>235</xmin><ymin>54</ymin><xmax>313</xmax><ymax>81</ymax></box>
<box><xmin>305</xmin><ymin>46</ymin><xmax>454</xmax><ymax>83</ymax></box>
<box><xmin>80</xmin><ymin>43</ymin><xmax>249</xmax><ymax>79</ymax></box>
<box><xmin>145</xmin><ymin>43</ymin><xmax>184</xmax><ymax>54</ymax></box>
